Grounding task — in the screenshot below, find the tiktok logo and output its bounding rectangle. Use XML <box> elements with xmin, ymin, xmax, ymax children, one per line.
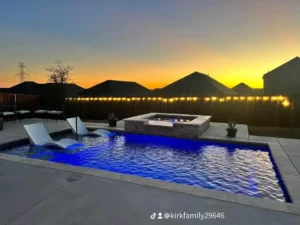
<box><xmin>150</xmin><ymin>213</ymin><xmax>156</xmax><ymax>220</ymax></box>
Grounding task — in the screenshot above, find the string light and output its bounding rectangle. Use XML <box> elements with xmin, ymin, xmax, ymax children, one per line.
<box><xmin>271</xmin><ymin>96</ymin><xmax>278</xmax><ymax>101</ymax></box>
<box><xmin>69</xmin><ymin>95</ymin><xmax>290</xmax><ymax>108</ymax></box>
<box><xmin>282</xmin><ymin>99</ymin><xmax>290</xmax><ymax>107</ymax></box>
<box><xmin>263</xmin><ymin>96</ymin><xmax>269</xmax><ymax>101</ymax></box>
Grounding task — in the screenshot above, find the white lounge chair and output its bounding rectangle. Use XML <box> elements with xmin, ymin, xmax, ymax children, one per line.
<box><xmin>34</xmin><ymin>110</ymin><xmax>49</xmax><ymax>114</ymax></box>
<box><xmin>16</xmin><ymin>110</ymin><xmax>31</xmax><ymax>114</ymax></box>
<box><xmin>15</xmin><ymin>110</ymin><xmax>31</xmax><ymax>121</ymax></box>
<box><xmin>24</xmin><ymin>123</ymin><xmax>82</xmax><ymax>149</ymax></box>
<box><xmin>1</xmin><ymin>111</ymin><xmax>15</xmax><ymax>121</ymax></box>
<box><xmin>2</xmin><ymin>111</ymin><xmax>15</xmax><ymax>116</ymax></box>
<box><xmin>67</xmin><ymin>117</ymin><xmax>115</xmax><ymax>137</ymax></box>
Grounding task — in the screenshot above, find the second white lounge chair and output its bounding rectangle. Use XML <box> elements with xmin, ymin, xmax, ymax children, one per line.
<box><xmin>24</xmin><ymin>123</ymin><xmax>82</xmax><ymax>149</ymax></box>
<box><xmin>67</xmin><ymin>117</ymin><xmax>115</xmax><ymax>137</ymax></box>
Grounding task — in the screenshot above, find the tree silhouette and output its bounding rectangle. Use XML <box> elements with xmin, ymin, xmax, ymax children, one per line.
<box><xmin>46</xmin><ymin>60</ymin><xmax>73</xmax><ymax>84</ymax></box>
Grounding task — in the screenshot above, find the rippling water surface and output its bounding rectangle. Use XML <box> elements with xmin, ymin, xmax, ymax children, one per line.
<box><xmin>2</xmin><ymin>133</ymin><xmax>288</xmax><ymax>202</ymax></box>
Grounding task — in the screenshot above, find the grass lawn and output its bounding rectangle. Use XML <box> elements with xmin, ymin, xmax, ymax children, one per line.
<box><xmin>248</xmin><ymin>126</ymin><xmax>300</xmax><ymax>139</ymax></box>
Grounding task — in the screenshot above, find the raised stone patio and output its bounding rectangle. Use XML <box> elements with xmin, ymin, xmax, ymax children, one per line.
<box><xmin>123</xmin><ymin>113</ymin><xmax>211</xmax><ymax>139</ymax></box>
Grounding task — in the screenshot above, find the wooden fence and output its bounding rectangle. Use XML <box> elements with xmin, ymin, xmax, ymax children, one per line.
<box><xmin>64</xmin><ymin>96</ymin><xmax>300</xmax><ymax>127</ymax></box>
<box><xmin>0</xmin><ymin>92</ymin><xmax>40</xmax><ymax>112</ymax></box>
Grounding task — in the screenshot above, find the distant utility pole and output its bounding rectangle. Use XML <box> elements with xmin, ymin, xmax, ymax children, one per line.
<box><xmin>15</xmin><ymin>62</ymin><xmax>30</xmax><ymax>83</ymax></box>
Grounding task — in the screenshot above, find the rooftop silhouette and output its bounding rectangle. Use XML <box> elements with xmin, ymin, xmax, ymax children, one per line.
<box><xmin>232</xmin><ymin>82</ymin><xmax>260</xmax><ymax>96</ymax></box>
<box><xmin>263</xmin><ymin>56</ymin><xmax>300</xmax><ymax>79</ymax></box>
<box><xmin>79</xmin><ymin>80</ymin><xmax>152</xmax><ymax>97</ymax></box>
<box><xmin>154</xmin><ymin>71</ymin><xmax>236</xmax><ymax>97</ymax></box>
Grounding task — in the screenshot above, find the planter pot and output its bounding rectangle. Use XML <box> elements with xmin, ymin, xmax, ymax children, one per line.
<box><xmin>226</xmin><ymin>128</ymin><xmax>237</xmax><ymax>137</ymax></box>
<box><xmin>108</xmin><ymin>119</ymin><xmax>117</xmax><ymax>127</ymax></box>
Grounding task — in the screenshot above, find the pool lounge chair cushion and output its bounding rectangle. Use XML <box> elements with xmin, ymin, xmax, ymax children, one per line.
<box><xmin>24</xmin><ymin>123</ymin><xmax>82</xmax><ymax>149</ymax></box>
<box><xmin>34</xmin><ymin>110</ymin><xmax>49</xmax><ymax>114</ymax></box>
<box><xmin>48</xmin><ymin>110</ymin><xmax>63</xmax><ymax>115</ymax></box>
<box><xmin>2</xmin><ymin>112</ymin><xmax>15</xmax><ymax>116</ymax></box>
<box><xmin>67</xmin><ymin>117</ymin><xmax>115</xmax><ymax>137</ymax></box>
<box><xmin>16</xmin><ymin>110</ymin><xmax>31</xmax><ymax>114</ymax></box>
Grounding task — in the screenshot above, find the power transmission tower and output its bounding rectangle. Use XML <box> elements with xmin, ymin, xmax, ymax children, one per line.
<box><xmin>15</xmin><ymin>62</ymin><xmax>30</xmax><ymax>83</ymax></box>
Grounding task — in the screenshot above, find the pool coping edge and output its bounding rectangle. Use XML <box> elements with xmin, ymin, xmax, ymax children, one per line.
<box><xmin>0</xmin><ymin>152</ymin><xmax>299</xmax><ymax>216</ymax></box>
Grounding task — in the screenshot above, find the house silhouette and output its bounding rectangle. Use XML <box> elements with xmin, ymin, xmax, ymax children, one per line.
<box><xmin>263</xmin><ymin>56</ymin><xmax>300</xmax><ymax>95</ymax></box>
<box><xmin>154</xmin><ymin>71</ymin><xmax>236</xmax><ymax>97</ymax></box>
<box><xmin>232</xmin><ymin>82</ymin><xmax>260</xmax><ymax>96</ymax></box>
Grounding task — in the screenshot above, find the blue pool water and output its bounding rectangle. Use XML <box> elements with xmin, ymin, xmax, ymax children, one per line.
<box><xmin>1</xmin><ymin>132</ymin><xmax>290</xmax><ymax>202</ymax></box>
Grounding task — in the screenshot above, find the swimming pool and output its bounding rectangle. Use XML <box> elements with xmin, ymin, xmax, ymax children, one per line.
<box><xmin>0</xmin><ymin>132</ymin><xmax>290</xmax><ymax>202</ymax></box>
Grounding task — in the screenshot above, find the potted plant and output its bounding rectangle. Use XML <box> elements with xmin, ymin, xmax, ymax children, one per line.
<box><xmin>108</xmin><ymin>112</ymin><xmax>118</xmax><ymax>127</ymax></box>
<box><xmin>226</xmin><ymin>120</ymin><xmax>237</xmax><ymax>137</ymax></box>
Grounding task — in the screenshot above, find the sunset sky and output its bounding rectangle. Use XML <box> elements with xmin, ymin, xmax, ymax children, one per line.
<box><xmin>0</xmin><ymin>0</ymin><xmax>299</xmax><ymax>90</ymax></box>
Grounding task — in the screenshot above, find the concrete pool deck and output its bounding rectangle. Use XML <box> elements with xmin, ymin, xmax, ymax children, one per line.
<box><xmin>0</xmin><ymin>119</ymin><xmax>300</xmax><ymax>224</ymax></box>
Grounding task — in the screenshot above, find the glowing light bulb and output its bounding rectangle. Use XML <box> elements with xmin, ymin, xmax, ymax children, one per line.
<box><xmin>263</xmin><ymin>96</ymin><xmax>269</xmax><ymax>101</ymax></box>
<box><xmin>282</xmin><ymin>99</ymin><xmax>290</xmax><ymax>107</ymax></box>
